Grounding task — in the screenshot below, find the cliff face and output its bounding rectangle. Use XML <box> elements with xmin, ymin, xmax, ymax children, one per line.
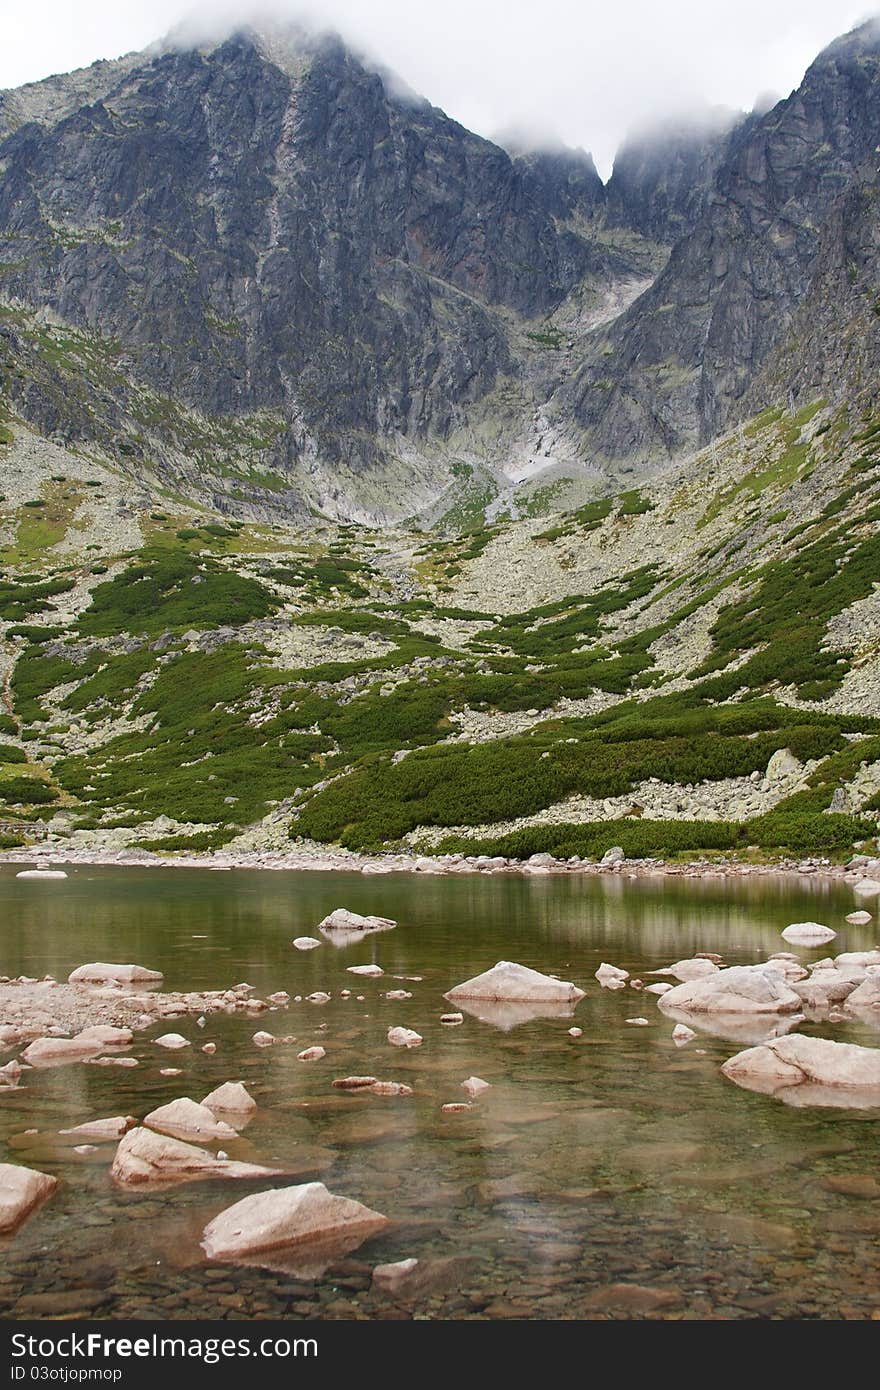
<box><xmin>1</xmin><ymin>20</ymin><xmax>879</xmax><ymax>517</ymax></box>
<box><xmin>564</xmin><ymin>21</ymin><xmax>880</xmax><ymax>469</ymax></box>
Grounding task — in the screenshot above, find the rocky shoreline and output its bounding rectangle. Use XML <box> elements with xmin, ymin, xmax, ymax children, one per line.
<box><xmin>1</xmin><ymin>843</ymin><xmax>879</xmax><ymax>889</ymax></box>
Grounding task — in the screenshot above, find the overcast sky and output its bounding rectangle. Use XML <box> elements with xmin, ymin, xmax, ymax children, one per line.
<box><xmin>2</xmin><ymin>1</ymin><xmax>875</xmax><ymax>174</ymax></box>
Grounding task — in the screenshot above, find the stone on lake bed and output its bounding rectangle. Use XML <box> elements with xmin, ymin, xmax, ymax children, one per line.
<box><xmin>445</xmin><ymin>961</ymin><xmax>585</xmax><ymax>1005</ymax></box>
<box><xmin>568</xmin><ymin>1027</ymin><xmax>583</xmax><ymax>1037</ymax></box>
<box><xmin>853</xmin><ymin>877</ymin><xmax>880</xmax><ymax>898</ymax></box>
<box><xmin>625</xmin><ymin>1017</ymin><xmax>650</xmax><ymax>1026</ymax></box>
<box><xmin>267</xmin><ymin>991</ymin><xmax>290</xmax><ymax>1005</ymax></box>
<box><xmin>672</xmin><ymin>1024</ymin><xmax>697</xmax><ymax>1045</ymax></box>
<box><xmin>441</xmin><ymin>1103</ymin><xmax>472</xmax><ymax>1113</ymax></box>
<box><xmin>200</xmin><ymin>1182</ymin><xmax>388</xmax><ymax>1275</ymax></box>
<box><xmin>845</xmin><ymin>911</ymin><xmax>872</xmax><ymax>926</ymax></box>
<box><xmin>385</xmin><ymin>989</ymin><xmax>412</xmax><ymax>1001</ymax></box>
<box><xmin>644</xmin><ymin>982</ymin><xmax>673</xmax><ymax>995</ymax></box>
<box><xmin>440</xmin><ymin>1013</ymin><xmax>463</xmax><ymax>1025</ymax></box>
<box><xmin>369</xmin><ymin>1081</ymin><xmax>412</xmax><ymax>1096</ymax></box>
<box><xmin>59</xmin><ymin>1116</ymin><xmax>135</xmax><ymax>1142</ymax></box>
<box><xmin>595</xmin><ymin>962</ymin><xmax>628</xmax><ymax>988</ymax></box>
<box><xmin>159</xmin><ymin>1068</ymin><xmax>182</xmax><ymax>1076</ymax></box>
<box><xmin>721</xmin><ymin>1033</ymin><xmax>880</xmax><ymax>1108</ymax></box>
<box><xmin>0</xmin><ymin>1162</ymin><xmax>57</xmax><ymax>1233</ymax></box>
<box><xmin>372</xmin><ymin>1258</ymin><xmax>419</xmax><ymax>1293</ymax></box>
<box><xmin>252</xmin><ymin>1032</ymin><xmax>275</xmax><ymax>1047</ymax></box>
<box><xmin>68</xmin><ymin>962</ymin><xmax>163</xmax><ymax>984</ymax></box>
<box><xmin>347</xmin><ymin>965</ymin><xmax>384</xmax><ymax>977</ymax></box>
<box><xmin>202</xmin><ymin>1082</ymin><xmax>257</xmax><ymax>1116</ymax></box>
<box><xmin>332</xmin><ymin>1076</ymin><xmax>377</xmax><ymax>1090</ymax></box>
<box><xmin>292</xmin><ymin>937</ymin><xmax>322</xmax><ymax>951</ymax></box>
<box><xmin>461</xmin><ymin>1076</ymin><xmax>491</xmax><ymax>1098</ymax></box>
<box><xmin>144</xmin><ymin>1098</ymin><xmax>237</xmax><ymax>1143</ymax></box>
<box><xmin>89</xmin><ymin>1056</ymin><xmax>138</xmax><ymax>1068</ymax></box>
<box><xmin>77</xmin><ymin>1025</ymin><xmax>133</xmax><ymax>1045</ymax></box>
<box><xmin>387</xmin><ymin>1026</ymin><xmax>422</xmax><ymax>1048</ymax></box>
<box><xmin>306</xmin><ymin>992</ymin><xmax>331</xmax><ymax>1004</ymax></box>
<box><xmin>20</xmin><ymin>1034</ymin><xmax>105</xmax><ymax>1066</ymax></box>
<box><xmin>110</xmin><ymin>1127</ymin><xmax>283</xmax><ymax>1186</ymax></box>
<box><xmin>297</xmin><ymin>1047</ymin><xmax>326</xmax><ymax>1062</ymax></box>
<box><xmin>16</xmin><ymin>870</ymin><xmax>67</xmax><ymax>880</ymax></box>
<box><xmin>781</xmin><ymin>921</ymin><xmax>837</xmax><ymax>945</ymax></box>
<box><xmin>154</xmin><ymin>1033</ymin><xmax>190</xmax><ymax>1049</ymax></box>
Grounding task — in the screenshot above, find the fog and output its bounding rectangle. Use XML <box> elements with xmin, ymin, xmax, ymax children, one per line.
<box><xmin>2</xmin><ymin>1</ymin><xmax>876</xmax><ymax>174</ymax></box>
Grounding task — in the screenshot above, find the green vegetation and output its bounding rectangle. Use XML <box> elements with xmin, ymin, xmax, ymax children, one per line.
<box><xmin>78</xmin><ymin>549</ymin><xmax>277</xmax><ymax>636</ymax></box>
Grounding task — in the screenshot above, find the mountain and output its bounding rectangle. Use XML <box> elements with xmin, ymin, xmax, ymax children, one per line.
<box><xmin>0</xmin><ymin>20</ymin><xmax>877</xmax><ymax>866</ymax></box>
<box><xmin>564</xmin><ymin>20</ymin><xmax>880</xmax><ymax>468</ymax></box>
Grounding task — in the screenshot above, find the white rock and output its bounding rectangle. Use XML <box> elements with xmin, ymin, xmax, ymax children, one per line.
<box><xmin>845</xmin><ymin>911</ymin><xmax>872</xmax><ymax>926</ymax></box>
<box><xmin>297</xmin><ymin>1047</ymin><xmax>326</xmax><ymax>1062</ymax></box>
<box><xmin>672</xmin><ymin>1024</ymin><xmax>697</xmax><ymax>1045</ymax></box>
<box><xmin>77</xmin><ymin>1025</ymin><xmax>133</xmax><ymax>1045</ymax></box>
<box><xmin>144</xmin><ymin>1098</ymin><xmax>237</xmax><ymax>1143</ymax></box>
<box><xmin>253</xmin><ymin>1032</ymin><xmax>275</xmax><ymax>1047</ymax></box>
<box><xmin>853</xmin><ymin>878</ymin><xmax>880</xmax><ymax>898</ymax></box>
<box><xmin>154</xmin><ymin>1033</ymin><xmax>190</xmax><ymax>1050</ymax></box>
<box><xmin>292</xmin><ymin>937</ymin><xmax>322</xmax><ymax>951</ymax></box>
<box><xmin>347</xmin><ymin>965</ymin><xmax>384</xmax><ymax>977</ymax></box>
<box><xmin>722</xmin><ymin>1033</ymin><xmax>880</xmax><ymax>1107</ymax></box>
<box><xmin>306</xmin><ymin>992</ymin><xmax>331</xmax><ymax>1004</ymax></box>
<box><xmin>595</xmin><ymin>962</ymin><xmax>629</xmax><ymax>988</ymax></box>
<box><xmin>649</xmin><ymin>958</ymin><xmax>719</xmax><ymax>982</ymax></box>
<box><xmin>59</xmin><ymin>1116</ymin><xmax>135</xmax><ymax>1142</ymax></box>
<box><xmin>111</xmin><ymin>1127</ymin><xmax>281</xmax><ymax>1186</ymax></box>
<box><xmin>568</xmin><ymin>1026</ymin><xmax>583</xmax><ymax>1037</ymax></box>
<box><xmin>372</xmin><ymin>1258</ymin><xmax>419</xmax><ymax>1293</ymax></box>
<box><xmin>16</xmin><ymin>870</ymin><xmax>67</xmax><ymax>880</ymax></box>
<box><xmin>658</xmin><ymin>965</ymin><xmax>803</xmax><ymax>1016</ymax></box>
<box><xmin>68</xmin><ymin>962</ymin><xmax>162</xmax><ymax>984</ymax></box>
<box><xmin>625</xmin><ymin>1017</ymin><xmax>650</xmax><ymax>1026</ymax></box>
<box><xmin>644</xmin><ymin>982</ymin><xmax>674</xmax><ymax>995</ymax></box>
<box><xmin>461</xmin><ymin>1076</ymin><xmax>491</xmax><ymax>1098</ymax></box>
<box><xmin>445</xmin><ymin>960</ymin><xmax>584</xmax><ymax>1005</ymax></box>
<box><xmin>387</xmin><ymin>1026</ymin><xmax>422</xmax><ymax>1048</ymax></box>
<box><xmin>317</xmin><ymin>908</ymin><xmax>397</xmax><ymax>935</ymax></box>
<box><xmin>20</xmin><ymin>1034</ymin><xmax>104</xmax><ymax>1066</ymax></box>
<box><xmin>781</xmin><ymin>922</ymin><xmax>837</xmax><ymax>945</ymax></box>
<box><xmin>0</xmin><ymin>1163</ymin><xmax>57</xmax><ymax>1232</ymax></box>
<box><xmin>267</xmin><ymin>992</ymin><xmax>290</xmax><ymax>1005</ymax></box>
<box><xmin>202</xmin><ymin>1082</ymin><xmax>257</xmax><ymax>1116</ymax></box>
<box><xmin>440</xmin><ymin>1012</ymin><xmax>463</xmax><ymax>1025</ymax></box>
<box><xmin>200</xmin><ymin>1182</ymin><xmax>388</xmax><ymax>1268</ymax></box>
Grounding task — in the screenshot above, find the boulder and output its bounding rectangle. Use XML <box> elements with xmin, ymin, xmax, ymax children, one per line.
<box><xmin>292</xmin><ymin>937</ymin><xmax>322</xmax><ymax>951</ymax></box>
<box><xmin>346</xmin><ymin>965</ymin><xmax>384</xmax><ymax>977</ymax></box>
<box><xmin>20</xmin><ymin>1034</ymin><xmax>104</xmax><ymax>1066</ymax></box>
<box><xmin>658</xmin><ymin>965</ymin><xmax>803</xmax><ymax>1017</ymax></box>
<box><xmin>154</xmin><ymin>1033</ymin><xmax>190</xmax><ymax>1050</ymax></box>
<box><xmin>59</xmin><ymin>1116</ymin><xmax>135</xmax><ymax>1142</ymax></box>
<box><xmin>16</xmin><ymin>870</ymin><xmax>67</xmax><ymax>880</ymax></box>
<box><xmin>317</xmin><ymin>909</ymin><xmax>397</xmax><ymax>936</ymax></box>
<box><xmin>252</xmin><ymin>1032</ymin><xmax>275</xmax><ymax>1047</ymax></box>
<box><xmin>765</xmin><ymin>747</ymin><xmax>801</xmax><ymax>780</ymax></box>
<box><xmin>721</xmin><ymin>1033</ymin><xmax>880</xmax><ymax>1107</ymax></box>
<box><xmin>77</xmin><ymin>1025</ymin><xmax>133</xmax><ymax>1045</ymax></box>
<box><xmin>387</xmin><ymin>1027</ymin><xmax>422</xmax><ymax>1048</ymax></box>
<box><xmin>0</xmin><ymin>1163</ymin><xmax>57</xmax><ymax>1233</ymax></box>
<box><xmin>600</xmin><ymin>847</ymin><xmax>625</xmax><ymax>866</ymax></box>
<box><xmin>845</xmin><ymin>911</ymin><xmax>872</xmax><ymax>926</ymax></box>
<box><xmin>111</xmin><ymin>1127</ymin><xmax>282</xmax><ymax>1186</ymax></box>
<box><xmin>372</xmin><ymin>1258</ymin><xmax>419</xmax><ymax>1294</ymax></box>
<box><xmin>143</xmin><ymin>1098</ymin><xmax>237</xmax><ymax>1143</ymax></box>
<box><xmin>781</xmin><ymin>922</ymin><xmax>837</xmax><ymax>946</ymax></box>
<box><xmin>595</xmin><ymin>962</ymin><xmax>628</xmax><ymax>988</ymax></box>
<box><xmin>672</xmin><ymin>1024</ymin><xmax>697</xmax><ymax>1045</ymax></box>
<box><xmin>202</xmin><ymin>1082</ymin><xmax>257</xmax><ymax>1116</ymax></box>
<box><xmin>297</xmin><ymin>1047</ymin><xmax>326</xmax><ymax>1062</ymax></box>
<box><xmin>845</xmin><ymin>972</ymin><xmax>880</xmax><ymax>1014</ymax></box>
<box><xmin>306</xmin><ymin>992</ymin><xmax>331</xmax><ymax>1004</ymax></box>
<box><xmin>853</xmin><ymin>878</ymin><xmax>880</xmax><ymax>898</ymax></box>
<box><xmin>200</xmin><ymin>1182</ymin><xmax>388</xmax><ymax>1276</ymax></box>
<box><xmin>369</xmin><ymin>1081</ymin><xmax>412</xmax><ymax>1096</ymax></box>
<box><xmin>68</xmin><ymin>963</ymin><xmax>162</xmax><ymax>984</ymax></box>
<box><xmin>332</xmin><ymin>1076</ymin><xmax>378</xmax><ymax>1090</ymax></box>
<box><xmin>445</xmin><ymin>960</ymin><xmax>584</xmax><ymax>1005</ymax></box>
<box><xmin>648</xmin><ymin>958</ymin><xmax>719</xmax><ymax>982</ymax></box>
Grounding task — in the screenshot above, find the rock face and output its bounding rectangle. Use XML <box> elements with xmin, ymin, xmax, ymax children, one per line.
<box><xmin>0</xmin><ymin>1162</ymin><xmax>57</xmax><ymax>1233</ymax></box>
<box><xmin>143</xmin><ymin>1098</ymin><xmax>238</xmax><ymax>1143</ymax></box>
<box><xmin>657</xmin><ymin>965</ymin><xmax>803</xmax><ymax>1016</ymax></box>
<box><xmin>445</xmin><ymin>961</ymin><xmax>585</xmax><ymax>1005</ymax></box>
<box><xmin>110</xmin><ymin>1127</ymin><xmax>282</xmax><ymax>1186</ymax></box>
<box><xmin>721</xmin><ymin>1033</ymin><xmax>880</xmax><ymax>1107</ymax></box>
<box><xmin>68</xmin><ymin>963</ymin><xmax>163</xmax><ymax>984</ymax></box>
<box><xmin>200</xmin><ymin>1182</ymin><xmax>388</xmax><ymax>1275</ymax></box>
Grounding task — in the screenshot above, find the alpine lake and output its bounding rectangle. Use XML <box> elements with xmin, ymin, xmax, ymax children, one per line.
<box><xmin>1</xmin><ymin>863</ymin><xmax>878</xmax><ymax>1321</ymax></box>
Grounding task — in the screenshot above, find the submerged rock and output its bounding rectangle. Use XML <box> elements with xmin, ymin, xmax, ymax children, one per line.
<box><xmin>111</xmin><ymin>1127</ymin><xmax>282</xmax><ymax>1186</ymax></box>
<box><xmin>292</xmin><ymin>937</ymin><xmax>322</xmax><ymax>951</ymax></box>
<box><xmin>781</xmin><ymin>922</ymin><xmax>837</xmax><ymax>945</ymax></box>
<box><xmin>387</xmin><ymin>1026</ymin><xmax>422</xmax><ymax>1048</ymax></box>
<box><xmin>845</xmin><ymin>911</ymin><xmax>872</xmax><ymax>926</ymax></box>
<box><xmin>445</xmin><ymin>960</ymin><xmax>584</xmax><ymax>1005</ymax></box>
<box><xmin>461</xmin><ymin>1076</ymin><xmax>491</xmax><ymax>1098</ymax></box>
<box><xmin>200</xmin><ymin>1182</ymin><xmax>388</xmax><ymax>1277</ymax></box>
<box><xmin>346</xmin><ymin>965</ymin><xmax>384</xmax><ymax>977</ymax></box>
<box><xmin>672</xmin><ymin>1023</ymin><xmax>697</xmax><ymax>1045</ymax></box>
<box><xmin>154</xmin><ymin>1033</ymin><xmax>190</xmax><ymax>1050</ymax></box>
<box><xmin>721</xmin><ymin>1033</ymin><xmax>880</xmax><ymax>1108</ymax></box>
<box><xmin>648</xmin><ymin>958</ymin><xmax>719</xmax><ymax>982</ymax></box>
<box><xmin>59</xmin><ymin>1116</ymin><xmax>135</xmax><ymax>1142</ymax></box>
<box><xmin>20</xmin><ymin>1034</ymin><xmax>105</xmax><ymax>1066</ymax></box>
<box><xmin>68</xmin><ymin>963</ymin><xmax>163</xmax><ymax>984</ymax></box>
<box><xmin>0</xmin><ymin>1162</ymin><xmax>57</xmax><ymax>1233</ymax></box>
<box><xmin>297</xmin><ymin>1047</ymin><xmax>326</xmax><ymax>1062</ymax></box>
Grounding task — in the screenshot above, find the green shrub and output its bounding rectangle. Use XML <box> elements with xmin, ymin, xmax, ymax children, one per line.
<box><xmin>0</xmin><ymin>776</ymin><xmax>58</xmax><ymax>804</ymax></box>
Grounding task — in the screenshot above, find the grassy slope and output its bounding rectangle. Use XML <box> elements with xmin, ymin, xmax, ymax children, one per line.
<box><xmin>0</xmin><ymin>398</ymin><xmax>878</xmax><ymax>861</ymax></box>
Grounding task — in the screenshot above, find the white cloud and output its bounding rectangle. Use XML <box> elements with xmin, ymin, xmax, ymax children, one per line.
<box><xmin>2</xmin><ymin>1</ymin><xmax>875</xmax><ymax>175</ymax></box>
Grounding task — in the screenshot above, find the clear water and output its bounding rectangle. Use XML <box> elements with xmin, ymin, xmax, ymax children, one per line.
<box><xmin>1</xmin><ymin>864</ymin><xmax>878</xmax><ymax>1320</ymax></box>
